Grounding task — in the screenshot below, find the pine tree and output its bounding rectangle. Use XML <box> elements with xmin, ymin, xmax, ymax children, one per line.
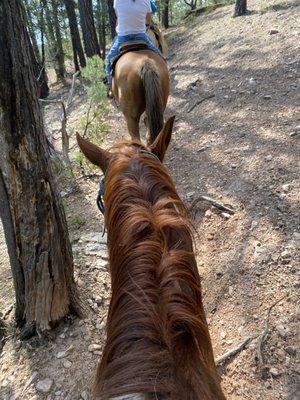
<box><xmin>78</xmin><ymin>0</ymin><xmax>100</xmax><ymax>57</ymax></box>
<box><xmin>0</xmin><ymin>0</ymin><xmax>81</xmax><ymax>337</ymax></box>
<box><xmin>64</xmin><ymin>0</ymin><xmax>86</xmax><ymax>70</ymax></box>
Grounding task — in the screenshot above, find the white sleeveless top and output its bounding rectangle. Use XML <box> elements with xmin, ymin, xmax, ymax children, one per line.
<box><xmin>114</xmin><ymin>0</ymin><xmax>152</xmax><ymax>36</ymax></box>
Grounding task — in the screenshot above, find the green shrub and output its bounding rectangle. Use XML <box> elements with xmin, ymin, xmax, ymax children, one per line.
<box><xmin>73</xmin><ymin>56</ymin><xmax>110</xmax><ymax>172</ymax></box>
<box><xmin>69</xmin><ymin>214</ymin><xmax>86</xmax><ymax>229</ymax></box>
<box><xmin>62</xmin><ymin>198</ymin><xmax>70</xmax><ymax>213</ymax></box>
<box><xmin>259</xmin><ymin>4</ymin><xmax>269</xmax><ymax>14</ymax></box>
<box><xmin>81</xmin><ymin>56</ymin><xmax>108</xmax><ymax>108</ymax></box>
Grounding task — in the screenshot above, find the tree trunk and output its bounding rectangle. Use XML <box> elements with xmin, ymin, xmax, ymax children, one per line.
<box><xmin>64</xmin><ymin>0</ymin><xmax>86</xmax><ymax>70</ymax></box>
<box><xmin>78</xmin><ymin>0</ymin><xmax>100</xmax><ymax>58</ymax></box>
<box><xmin>0</xmin><ymin>171</ymin><xmax>25</xmax><ymax>326</ymax></box>
<box><xmin>25</xmin><ymin>26</ymin><xmax>50</xmax><ymax>99</ymax></box>
<box><xmin>0</xmin><ymin>0</ymin><xmax>81</xmax><ymax>336</ymax></box>
<box><xmin>50</xmin><ymin>0</ymin><xmax>66</xmax><ymax>78</ymax></box>
<box><xmin>41</xmin><ymin>0</ymin><xmax>61</xmax><ymax>80</ymax></box>
<box><xmin>107</xmin><ymin>0</ymin><xmax>116</xmax><ymax>40</ymax></box>
<box><xmin>162</xmin><ymin>0</ymin><xmax>170</xmax><ymax>29</ymax></box>
<box><xmin>96</xmin><ymin>0</ymin><xmax>107</xmax><ymax>58</ymax></box>
<box><xmin>234</xmin><ymin>0</ymin><xmax>247</xmax><ymax>17</ymax></box>
<box><xmin>0</xmin><ymin>317</ymin><xmax>6</xmax><ymax>351</ymax></box>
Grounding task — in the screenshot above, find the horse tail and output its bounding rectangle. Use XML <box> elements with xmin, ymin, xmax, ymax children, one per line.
<box><xmin>140</xmin><ymin>60</ymin><xmax>164</xmax><ymax>143</ymax></box>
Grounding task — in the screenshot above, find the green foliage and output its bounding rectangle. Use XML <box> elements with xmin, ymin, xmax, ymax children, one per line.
<box><xmin>73</xmin><ymin>150</ymin><xmax>84</xmax><ymax>166</ymax></box>
<box><xmin>259</xmin><ymin>4</ymin><xmax>269</xmax><ymax>14</ymax></box>
<box><xmin>207</xmin><ymin>0</ymin><xmax>235</xmax><ymax>4</ymax></box>
<box><xmin>62</xmin><ymin>38</ymin><xmax>75</xmax><ymax>63</ymax></box>
<box><xmin>72</xmin><ymin>114</ymin><xmax>109</xmax><ymax>171</ymax></box>
<box><xmin>72</xmin><ymin>56</ymin><xmax>109</xmax><ymax>172</ymax></box>
<box><xmin>74</xmin><ymin>111</ymin><xmax>109</xmax><ymax>145</ymax></box>
<box><xmin>154</xmin><ymin>0</ymin><xmax>235</xmax><ymax>25</ymax></box>
<box><xmin>62</xmin><ymin>199</ymin><xmax>85</xmax><ymax>229</ymax></box>
<box><xmin>62</xmin><ymin>198</ymin><xmax>70</xmax><ymax>213</ymax></box>
<box><xmin>81</xmin><ymin>56</ymin><xmax>107</xmax><ymax>107</ymax></box>
<box><xmin>0</xmin><ymin>387</ymin><xmax>10</xmax><ymax>399</ymax></box>
<box><xmin>0</xmin><ymin>323</ymin><xmax>7</xmax><ymax>335</ymax></box>
<box><xmin>69</xmin><ymin>214</ymin><xmax>86</xmax><ymax>229</ymax></box>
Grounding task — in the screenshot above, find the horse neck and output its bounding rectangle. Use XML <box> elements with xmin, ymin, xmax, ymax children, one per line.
<box><xmin>94</xmin><ymin>157</ymin><xmax>225</xmax><ymax>400</ymax></box>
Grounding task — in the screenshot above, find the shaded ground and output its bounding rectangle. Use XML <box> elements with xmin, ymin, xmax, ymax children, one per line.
<box><xmin>0</xmin><ymin>0</ymin><xmax>299</xmax><ymax>399</ymax></box>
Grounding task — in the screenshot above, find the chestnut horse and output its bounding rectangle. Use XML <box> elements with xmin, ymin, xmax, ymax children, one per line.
<box><xmin>76</xmin><ymin>118</ymin><xmax>226</xmax><ymax>400</ymax></box>
<box><xmin>112</xmin><ymin>30</ymin><xmax>169</xmax><ymax>144</ymax></box>
<box><xmin>147</xmin><ymin>23</ymin><xmax>169</xmax><ymax>56</ymax></box>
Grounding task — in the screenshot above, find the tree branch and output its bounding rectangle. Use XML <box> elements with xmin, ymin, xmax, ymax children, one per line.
<box><xmin>188</xmin><ymin>94</ymin><xmax>215</xmax><ymax>113</ymax></box>
<box><xmin>189</xmin><ymin>195</ymin><xmax>235</xmax><ymax>215</ymax></box>
<box><xmin>216</xmin><ymin>335</ymin><xmax>258</xmax><ymax>366</ymax></box>
<box><xmin>83</xmin><ymin>99</ymin><xmax>93</xmax><ymax>138</ymax></box>
<box><xmin>215</xmin><ymin>295</ymin><xmax>287</xmax><ymax>369</ymax></box>
<box><xmin>256</xmin><ymin>295</ymin><xmax>286</xmax><ymax>367</ymax></box>
<box><xmin>39</xmin><ymin>71</ymin><xmax>80</xmax><ymax>166</ymax></box>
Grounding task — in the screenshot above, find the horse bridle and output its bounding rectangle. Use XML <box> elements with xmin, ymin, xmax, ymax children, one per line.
<box><xmin>96</xmin><ymin>148</ymin><xmax>160</xmax><ymax>217</ymax></box>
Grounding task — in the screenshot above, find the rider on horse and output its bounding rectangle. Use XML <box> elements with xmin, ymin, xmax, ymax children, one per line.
<box><xmin>104</xmin><ymin>0</ymin><xmax>163</xmax><ymax>96</ymax></box>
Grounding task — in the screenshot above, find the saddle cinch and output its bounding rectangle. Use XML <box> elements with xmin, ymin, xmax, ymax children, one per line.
<box><xmin>111</xmin><ymin>40</ymin><xmax>152</xmax><ymax>75</ymax></box>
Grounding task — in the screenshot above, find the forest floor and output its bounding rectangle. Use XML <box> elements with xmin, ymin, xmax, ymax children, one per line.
<box><xmin>0</xmin><ymin>0</ymin><xmax>299</xmax><ymax>399</ymax></box>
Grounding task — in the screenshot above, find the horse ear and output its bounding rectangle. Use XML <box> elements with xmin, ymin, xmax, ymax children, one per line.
<box><xmin>150</xmin><ymin>116</ymin><xmax>175</xmax><ymax>161</ymax></box>
<box><xmin>76</xmin><ymin>133</ymin><xmax>111</xmax><ymax>172</ymax></box>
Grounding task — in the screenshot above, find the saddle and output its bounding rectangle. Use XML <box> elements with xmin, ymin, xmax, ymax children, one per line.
<box><xmin>111</xmin><ymin>40</ymin><xmax>151</xmax><ymax>75</ymax></box>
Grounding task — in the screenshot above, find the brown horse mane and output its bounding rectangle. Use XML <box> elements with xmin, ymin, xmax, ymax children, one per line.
<box><xmin>93</xmin><ymin>142</ymin><xmax>225</xmax><ymax>400</ymax></box>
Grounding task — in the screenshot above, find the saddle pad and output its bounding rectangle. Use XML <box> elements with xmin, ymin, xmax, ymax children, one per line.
<box><xmin>119</xmin><ymin>40</ymin><xmax>148</xmax><ymax>53</ymax></box>
<box><xmin>111</xmin><ymin>395</ymin><xmax>147</xmax><ymax>400</ymax></box>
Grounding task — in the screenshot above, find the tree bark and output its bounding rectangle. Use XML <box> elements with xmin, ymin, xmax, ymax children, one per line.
<box><xmin>64</xmin><ymin>0</ymin><xmax>86</xmax><ymax>70</ymax></box>
<box><xmin>0</xmin><ymin>171</ymin><xmax>25</xmax><ymax>326</ymax></box>
<box><xmin>0</xmin><ymin>0</ymin><xmax>81</xmax><ymax>335</ymax></box>
<box><xmin>78</xmin><ymin>0</ymin><xmax>100</xmax><ymax>58</ymax></box>
<box><xmin>0</xmin><ymin>317</ymin><xmax>6</xmax><ymax>351</ymax></box>
<box><xmin>234</xmin><ymin>0</ymin><xmax>247</xmax><ymax>17</ymax></box>
<box><xmin>107</xmin><ymin>0</ymin><xmax>116</xmax><ymax>40</ymax></box>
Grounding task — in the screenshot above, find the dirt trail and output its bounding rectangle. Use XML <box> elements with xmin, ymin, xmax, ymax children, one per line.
<box><xmin>1</xmin><ymin>1</ymin><xmax>299</xmax><ymax>399</ymax></box>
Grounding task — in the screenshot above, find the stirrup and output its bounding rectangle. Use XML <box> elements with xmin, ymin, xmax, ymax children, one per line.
<box><xmin>107</xmin><ymin>88</ymin><xmax>113</xmax><ymax>99</ymax></box>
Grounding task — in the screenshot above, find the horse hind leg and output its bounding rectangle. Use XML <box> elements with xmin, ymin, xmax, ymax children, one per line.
<box><xmin>126</xmin><ymin>117</ymin><xmax>140</xmax><ymax>142</ymax></box>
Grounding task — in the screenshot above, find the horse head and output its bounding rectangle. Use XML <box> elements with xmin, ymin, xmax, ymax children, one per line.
<box><xmin>76</xmin><ymin>116</ymin><xmax>175</xmax><ymax>175</ymax></box>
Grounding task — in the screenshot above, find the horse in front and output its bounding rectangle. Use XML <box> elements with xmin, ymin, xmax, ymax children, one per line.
<box><xmin>111</xmin><ymin>26</ymin><xmax>169</xmax><ymax>144</ymax></box>
<box><xmin>76</xmin><ymin>118</ymin><xmax>226</xmax><ymax>400</ymax></box>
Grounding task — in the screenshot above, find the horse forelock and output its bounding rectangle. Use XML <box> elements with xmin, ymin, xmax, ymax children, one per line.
<box><xmin>94</xmin><ymin>145</ymin><xmax>225</xmax><ymax>400</ymax></box>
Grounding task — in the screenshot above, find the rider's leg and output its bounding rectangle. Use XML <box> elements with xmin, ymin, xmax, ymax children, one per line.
<box><xmin>105</xmin><ymin>37</ymin><xmax>120</xmax><ymax>86</ymax></box>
